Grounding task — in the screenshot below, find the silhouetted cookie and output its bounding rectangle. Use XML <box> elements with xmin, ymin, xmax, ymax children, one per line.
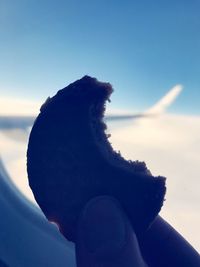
<box><xmin>27</xmin><ymin>76</ymin><xmax>166</xmax><ymax>242</ymax></box>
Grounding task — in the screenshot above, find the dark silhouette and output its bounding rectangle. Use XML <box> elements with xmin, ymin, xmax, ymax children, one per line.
<box><xmin>0</xmin><ymin>259</ymin><xmax>9</xmax><ymax>267</ymax></box>
<box><xmin>27</xmin><ymin>76</ymin><xmax>165</xmax><ymax>242</ymax></box>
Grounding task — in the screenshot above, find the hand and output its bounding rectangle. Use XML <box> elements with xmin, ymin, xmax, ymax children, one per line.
<box><xmin>75</xmin><ymin>196</ymin><xmax>200</xmax><ymax>267</ymax></box>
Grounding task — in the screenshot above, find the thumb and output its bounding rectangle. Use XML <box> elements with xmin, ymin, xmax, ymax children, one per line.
<box><xmin>75</xmin><ymin>196</ymin><xmax>147</xmax><ymax>267</ymax></box>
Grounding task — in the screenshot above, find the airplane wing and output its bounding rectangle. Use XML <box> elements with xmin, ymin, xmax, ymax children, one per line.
<box><xmin>145</xmin><ymin>84</ymin><xmax>183</xmax><ymax>115</ymax></box>
<box><xmin>0</xmin><ymin>84</ymin><xmax>183</xmax><ymax>133</ymax></box>
<box><xmin>0</xmin><ymin>116</ymin><xmax>35</xmax><ymax>142</ymax></box>
<box><xmin>105</xmin><ymin>84</ymin><xmax>183</xmax><ymax>121</ymax></box>
<box><xmin>0</xmin><ymin>115</ymin><xmax>35</xmax><ymax>130</ymax></box>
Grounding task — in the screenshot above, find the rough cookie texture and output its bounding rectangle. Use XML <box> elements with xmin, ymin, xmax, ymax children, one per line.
<box><xmin>27</xmin><ymin>76</ymin><xmax>166</xmax><ymax>242</ymax></box>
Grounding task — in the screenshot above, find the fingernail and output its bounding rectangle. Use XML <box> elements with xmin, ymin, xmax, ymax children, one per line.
<box><xmin>78</xmin><ymin>196</ymin><xmax>127</xmax><ymax>256</ymax></box>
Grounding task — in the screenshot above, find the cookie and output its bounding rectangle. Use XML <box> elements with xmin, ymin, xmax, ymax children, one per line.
<box><xmin>27</xmin><ymin>76</ymin><xmax>166</xmax><ymax>242</ymax></box>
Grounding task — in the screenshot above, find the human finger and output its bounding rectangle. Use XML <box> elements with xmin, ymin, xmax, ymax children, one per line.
<box><xmin>75</xmin><ymin>196</ymin><xmax>148</xmax><ymax>267</ymax></box>
<box><xmin>139</xmin><ymin>216</ymin><xmax>200</xmax><ymax>267</ymax></box>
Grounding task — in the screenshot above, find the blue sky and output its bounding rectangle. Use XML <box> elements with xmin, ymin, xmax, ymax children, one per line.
<box><xmin>0</xmin><ymin>0</ymin><xmax>199</xmax><ymax>114</ymax></box>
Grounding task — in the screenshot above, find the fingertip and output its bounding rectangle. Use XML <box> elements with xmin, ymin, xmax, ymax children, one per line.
<box><xmin>75</xmin><ymin>196</ymin><xmax>147</xmax><ymax>267</ymax></box>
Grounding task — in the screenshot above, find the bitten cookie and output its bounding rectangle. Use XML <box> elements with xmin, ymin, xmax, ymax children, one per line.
<box><xmin>27</xmin><ymin>76</ymin><xmax>166</xmax><ymax>242</ymax></box>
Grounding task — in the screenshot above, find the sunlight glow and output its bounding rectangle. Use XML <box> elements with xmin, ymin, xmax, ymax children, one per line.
<box><xmin>0</xmin><ymin>97</ymin><xmax>41</xmax><ymax>116</ymax></box>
